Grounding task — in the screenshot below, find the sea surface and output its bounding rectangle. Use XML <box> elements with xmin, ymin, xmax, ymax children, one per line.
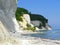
<box><xmin>23</xmin><ymin>29</ymin><xmax>60</xmax><ymax>40</ymax></box>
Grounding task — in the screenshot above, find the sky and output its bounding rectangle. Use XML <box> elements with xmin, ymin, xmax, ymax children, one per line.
<box><xmin>17</xmin><ymin>0</ymin><xmax>60</xmax><ymax>29</ymax></box>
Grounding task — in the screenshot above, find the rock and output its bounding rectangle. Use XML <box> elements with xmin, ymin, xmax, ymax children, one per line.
<box><xmin>30</xmin><ymin>14</ymin><xmax>52</xmax><ymax>30</ymax></box>
<box><xmin>0</xmin><ymin>0</ymin><xmax>21</xmax><ymax>44</ymax></box>
<box><xmin>0</xmin><ymin>0</ymin><xmax>20</xmax><ymax>32</ymax></box>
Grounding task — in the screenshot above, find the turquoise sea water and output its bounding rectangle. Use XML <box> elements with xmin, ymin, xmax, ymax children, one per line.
<box><xmin>23</xmin><ymin>29</ymin><xmax>60</xmax><ymax>40</ymax></box>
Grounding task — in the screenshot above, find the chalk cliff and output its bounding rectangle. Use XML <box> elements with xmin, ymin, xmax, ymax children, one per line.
<box><xmin>0</xmin><ymin>0</ymin><xmax>20</xmax><ymax>32</ymax></box>
<box><xmin>29</xmin><ymin>14</ymin><xmax>52</xmax><ymax>30</ymax></box>
<box><xmin>15</xmin><ymin>7</ymin><xmax>52</xmax><ymax>31</ymax></box>
<box><xmin>0</xmin><ymin>0</ymin><xmax>21</xmax><ymax>45</ymax></box>
<box><xmin>18</xmin><ymin>14</ymin><xmax>40</xmax><ymax>31</ymax></box>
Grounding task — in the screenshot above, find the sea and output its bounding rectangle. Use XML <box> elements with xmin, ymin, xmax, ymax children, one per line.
<box><xmin>23</xmin><ymin>29</ymin><xmax>60</xmax><ymax>40</ymax></box>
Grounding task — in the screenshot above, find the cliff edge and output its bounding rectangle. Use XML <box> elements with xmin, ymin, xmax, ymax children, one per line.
<box><xmin>15</xmin><ymin>7</ymin><xmax>52</xmax><ymax>31</ymax></box>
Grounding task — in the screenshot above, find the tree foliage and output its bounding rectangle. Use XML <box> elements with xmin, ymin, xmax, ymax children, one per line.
<box><xmin>15</xmin><ymin>7</ymin><xmax>29</xmax><ymax>21</ymax></box>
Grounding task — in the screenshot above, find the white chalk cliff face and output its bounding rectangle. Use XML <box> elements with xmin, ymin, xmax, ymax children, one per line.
<box><xmin>18</xmin><ymin>14</ymin><xmax>40</xmax><ymax>30</ymax></box>
<box><xmin>31</xmin><ymin>21</ymin><xmax>52</xmax><ymax>30</ymax></box>
<box><xmin>0</xmin><ymin>0</ymin><xmax>20</xmax><ymax>32</ymax></box>
<box><xmin>18</xmin><ymin>14</ymin><xmax>51</xmax><ymax>31</ymax></box>
<box><xmin>0</xmin><ymin>0</ymin><xmax>21</xmax><ymax>45</ymax></box>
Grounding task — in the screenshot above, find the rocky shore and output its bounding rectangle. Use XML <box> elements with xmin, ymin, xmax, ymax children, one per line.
<box><xmin>2</xmin><ymin>31</ymin><xmax>60</xmax><ymax>45</ymax></box>
<box><xmin>0</xmin><ymin>34</ymin><xmax>60</xmax><ymax>45</ymax></box>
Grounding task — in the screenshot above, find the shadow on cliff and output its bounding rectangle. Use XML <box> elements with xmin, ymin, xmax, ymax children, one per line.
<box><xmin>0</xmin><ymin>9</ymin><xmax>17</xmax><ymax>33</ymax></box>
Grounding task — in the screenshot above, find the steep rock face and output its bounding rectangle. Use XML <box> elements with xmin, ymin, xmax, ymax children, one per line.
<box><xmin>16</xmin><ymin>7</ymin><xmax>52</xmax><ymax>30</ymax></box>
<box><xmin>18</xmin><ymin>14</ymin><xmax>30</xmax><ymax>28</ymax></box>
<box><xmin>23</xmin><ymin>14</ymin><xmax>31</xmax><ymax>23</ymax></box>
<box><xmin>0</xmin><ymin>21</ymin><xmax>9</xmax><ymax>41</ymax></box>
<box><xmin>0</xmin><ymin>0</ymin><xmax>20</xmax><ymax>32</ymax></box>
<box><xmin>18</xmin><ymin>14</ymin><xmax>39</xmax><ymax>31</ymax></box>
<box><xmin>29</xmin><ymin>14</ymin><xmax>52</xmax><ymax>30</ymax></box>
<box><xmin>0</xmin><ymin>0</ymin><xmax>22</xmax><ymax>44</ymax></box>
<box><xmin>31</xmin><ymin>20</ymin><xmax>51</xmax><ymax>30</ymax></box>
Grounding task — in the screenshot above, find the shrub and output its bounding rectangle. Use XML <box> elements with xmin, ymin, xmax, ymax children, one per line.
<box><xmin>25</xmin><ymin>23</ymin><xmax>36</xmax><ymax>31</ymax></box>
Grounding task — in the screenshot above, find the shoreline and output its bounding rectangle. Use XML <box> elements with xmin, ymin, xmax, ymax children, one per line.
<box><xmin>10</xmin><ymin>31</ymin><xmax>60</xmax><ymax>45</ymax></box>
<box><xmin>0</xmin><ymin>31</ymin><xmax>60</xmax><ymax>45</ymax></box>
